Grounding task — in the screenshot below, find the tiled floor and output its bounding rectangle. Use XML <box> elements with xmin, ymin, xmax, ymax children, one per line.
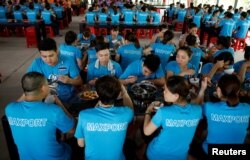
<box><xmin>0</xmin><ymin>16</ymin><xmax>247</xmax><ymax>160</ymax></box>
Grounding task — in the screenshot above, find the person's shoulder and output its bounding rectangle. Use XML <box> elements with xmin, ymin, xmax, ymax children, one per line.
<box><xmin>237</xmin><ymin>103</ymin><xmax>250</xmax><ymax>111</ymax></box>
<box><xmin>167</xmin><ymin>60</ymin><xmax>177</xmax><ymax>66</ymax></box>
<box><xmin>111</xmin><ymin>60</ymin><xmax>121</xmax><ymax>66</ymax></box>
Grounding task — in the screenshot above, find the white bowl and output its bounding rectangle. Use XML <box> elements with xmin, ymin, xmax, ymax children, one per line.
<box><xmin>189</xmin><ymin>78</ymin><xmax>200</xmax><ymax>85</ymax></box>
<box><xmin>224</xmin><ymin>68</ymin><xmax>234</xmax><ymax>74</ymax></box>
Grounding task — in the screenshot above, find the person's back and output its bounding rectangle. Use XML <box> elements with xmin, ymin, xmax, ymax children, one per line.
<box><xmin>13</xmin><ymin>10</ymin><xmax>23</xmax><ymax>21</ymax></box>
<box><xmin>26</xmin><ymin>10</ymin><xmax>37</xmax><ymax>22</ymax></box>
<box><xmin>111</xmin><ymin>12</ymin><xmax>120</xmax><ymax>23</ymax></box>
<box><xmin>117</xmin><ymin>44</ymin><xmax>142</xmax><ymax>70</ymax></box>
<box><xmin>75</xmin><ymin>75</ymin><xmax>133</xmax><ymax>160</ymax></box>
<box><xmin>42</xmin><ymin>10</ymin><xmax>52</xmax><ymax>24</ymax></box>
<box><xmin>85</xmin><ymin>11</ymin><xmax>96</xmax><ymax>23</ymax></box>
<box><xmin>202</xmin><ymin>74</ymin><xmax>250</xmax><ymax>153</ymax></box>
<box><xmin>218</xmin><ymin>13</ymin><xmax>236</xmax><ymax>37</ymax></box>
<box><xmin>5</xmin><ymin>72</ymin><xmax>74</xmax><ymax>160</ymax></box>
<box><xmin>77</xmin><ymin>106</ymin><xmax>133</xmax><ymax>159</ymax></box>
<box><xmin>123</xmin><ymin>9</ymin><xmax>134</xmax><ymax>24</ymax></box>
<box><xmin>177</xmin><ymin>9</ymin><xmax>186</xmax><ymax>22</ymax></box>
<box><xmin>147</xmin><ymin>103</ymin><xmax>202</xmax><ymax>160</ymax></box>
<box><xmin>234</xmin><ymin>12</ymin><xmax>250</xmax><ymax>38</ymax></box>
<box><xmin>6</xmin><ymin>101</ymin><xmax>73</xmax><ymax>160</ymax></box>
<box><xmin>137</xmin><ymin>10</ymin><xmax>148</xmax><ymax>24</ymax></box>
<box><xmin>98</xmin><ymin>12</ymin><xmax>108</xmax><ymax>23</ymax></box>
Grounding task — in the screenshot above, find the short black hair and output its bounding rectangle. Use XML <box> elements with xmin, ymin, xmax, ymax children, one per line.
<box><xmin>38</xmin><ymin>38</ymin><xmax>57</xmax><ymax>52</ymax></box>
<box><xmin>22</xmin><ymin>72</ymin><xmax>46</xmax><ymax>93</ymax></box>
<box><xmin>162</xmin><ymin>30</ymin><xmax>174</xmax><ymax>44</ymax></box>
<box><xmin>217</xmin><ymin>36</ymin><xmax>231</xmax><ymax>48</ymax></box>
<box><xmin>177</xmin><ymin>46</ymin><xmax>192</xmax><ymax>57</ymax></box>
<box><xmin>65</xmin><ymin>31</ymin><xmax>77</xmax><ymax>45</ymax></box>
<box><xmin>213</xmin><ymin>51</ymin><xmax>234</xmax><ymax>65</ymax></box>
<box><xmin>95</xmin><ymin>42</ymin><xmax>109</xmax><ymax>52</ymax></box>
<box><xmin>186</xmin><ymin>34</ymin><xmax>197</xmax><ymax>46</ymax></box>
<box><xmin>241</xmin><ymin>12</ymin><xmax>247</xmax><ymax>18</ymax></box>
<box><xmin>143</xmin><ymin>54</ymin><xmax>160</xmax><ymax>73</ymax></box>
<box><xmin>95</xmin><ymin>76</ymin><xmax>121</xmax><ymax>105</ymax></box>
<box><xmin>166</xmin><ymin>76</ymin><xmax>190</xmax><ymax>101</ymax></box>
<box><xmin>226</xmin><ymin>12</ymin><xmax>233</xmax><ymax>18</ymax></box>
<box><xmin>188</xmin><ymin>22</ymin><xmax>197</xmax><ymax>29</ymax></box>
<box><xmin>111</xmin><ymin>25</ymin><xmax>119</xmax><ymax>31</ymax></box>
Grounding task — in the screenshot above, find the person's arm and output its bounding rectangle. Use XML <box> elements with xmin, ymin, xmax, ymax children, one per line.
<box><xmin>193</xmin><ymin>77</ymin><xmax>208</xmax><ymax>104</ymax></box>
<box><xmin>54</xmin><ymin>96</ymin><xmax>74</xmax><ymax>119</ymax></box>
<box><xmin>143</xmin><ymin>103</ymin><xmax>158</xmax><ymax>136</ymax></box>
<box><xmin>238</xmin><ymin>61</ymin><xmax>250</xmax><ymax>83</ymax></box>
<box><xmin>77</xmin><ymin>138</ymin><xmax>85</xmax><ymax>147</ymax></box>
<box><xmin>166</xmin><ymin>71</ymin><xmax>174</xmax><ymax>79</ymax></box>
<box><xmin>207</xmin><ymin>61</ymin><xmax>224</xmax><ymax>80</ymax></box>
<box><xmin>148</xmin><ymin>77</ymin><xmax>165</xmax><ymax>87</ymax></box>
<box><xmin>119</xmin><ymin>76</ymin><xmax>138</xmax><ymax>85</ymax></box>
<box><xmin>77</xmin><ymin>58</ymin><xmax>83</xmax><ymax>70</ymax></box>
<box><xmin>58</xmin><ymin>75</ymin><xmax>82</xmax><ymax>86</ymax></box>
<box><xmin>178</xmin><ymin>34</ymin><xmax>186</xmax><ymax>47</ymax></box>
<box><xmin>120</xmin><ymin>85</ymin><xmax>133</xmax><ymax>110</ymax></box>
<box><xmin>179</xmin><ymin>68</ymin><xmax>195</xmax><ymax>77</ymax></box>
<box><xmin>143</xmin><ymin>47</ymin><xmax>152</xmax><ymax>56</ymax></box>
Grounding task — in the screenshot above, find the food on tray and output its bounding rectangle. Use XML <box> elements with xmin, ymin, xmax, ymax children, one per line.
<box><xmin>80</xmin><ymin>91</ymin><xmax>98</xmax><ymax>100</ymax></box>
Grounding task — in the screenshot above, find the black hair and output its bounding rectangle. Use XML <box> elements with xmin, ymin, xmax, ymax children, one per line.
<box><xmin>218</xmin><ymin>74</ymin><xmax>240</xmax><ymax>106</ymax></box>
<box><xmin>217</xmin><ymin>36</ymin><xmax>231</xmax><ymax>49</ymax></box>
<box><xmin>188</xmin><ymin>22</ymin><xmax>197</xmax><ymax>29</ymax></box>
<box><xmin>186</xmin><ymin>34</ymin><xmax>197</xmax><ymax>46</ymax></box>
<box><xmin>166</xmin><ymin>76</ymin><xmax>190</xmax><ymax>101</ymax></box>
<box><xmin>111</xmin><ymin>25</ymin><xmax>119</xmax><ymax>31</ymax></box>
<box><xmin>226</xmin><ymin>12</ymin><xmax>233</xmax><ymax>18</ymax></box>
<box><xmin>125</xmin><ymin>31</ymin><xmax>140</xmax><ymax>48</ymax></box>
<box><xmin>38</xmin><ymin>38</ymin><xmax>57</xmax><ymax>52</ymax></box>
<box><xmin>177</xmin><ymin>46</ymin><xmax>192</xmax><ymax>57</ymax></box>
<box><xmin>22</xmin><ymin>72</ymin><xmax>46</xmax><ymax>93</ymax></box>
<box><xmin>143</xmin><ymin>54</ymin><xmax>160</xmax><ymax>73</ymax></box>
<box><xmin>29</xmin><ymin>2</ymin><xmax>34</xmax><ymax>10</ymax></box>
<box><xmin>162</xmin><ymin>30</ymin><xmax>174</xmax><ymax>44</ymax></box>
<box><xmin>95</xmin><ymin>76</ymin><xmax>121</xmax><ymax>105</ymax></box>
<box><xmin>159</xmin><ymin>23</ymin><xmax>168</xmax><ymax>31</ymax></box>
<box><xmin>15</xmin><ymin>5</ymin><xmax>20</xmax><ymax>11</ymax></box>
<box><xmin>83</xmin><ymin>28</ymin><xmax>91</xmax><ymax>38</ymax></box>
<box><xmin>213</xmin><ymin>51</ymin><xmax>234</xmax><ymax>65</ymax></box>
<box><xmin>244</xmin><ymin>46</ymin><xmax>250</xmax><ymax>60</ymax></box>
<box><xmin>241</xmin><ymin>12</ymin><xmax>247</xmax><ymax>18</ymax></box>
<box><xmin>45</xmin><ymin>3</ymin><xmax>51</xmax><ymax>10</ymax></box>
<box><xmin>65</xmin><ymin>31</ymin><xmax>77</xmax><ymax>45</ymax></box>
<box><xmin>95</xmin><ymin>42</ymin><xmax>109</xmax><ymax>52</ymax></box>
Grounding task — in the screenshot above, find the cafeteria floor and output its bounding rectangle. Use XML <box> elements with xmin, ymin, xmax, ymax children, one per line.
<box><xmin>0</xmin><ymin>16</ymin><xmax>248</xmax><ymax>160</ymax></box>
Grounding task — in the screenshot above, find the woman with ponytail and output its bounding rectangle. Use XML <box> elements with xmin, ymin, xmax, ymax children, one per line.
<box><xmin>202</xmin><ymin>74</ymin><xmax>250</xmax><ymax>154</ymax></box>
<box><xmin>143</xmin><ymin>30</ymin><xmax>176</xmax><ymax>70</ymax></box>
<box><xmin>115</xmin><ymin>31</ymin><xmax>142</xmax><ymax>70</ymax></box>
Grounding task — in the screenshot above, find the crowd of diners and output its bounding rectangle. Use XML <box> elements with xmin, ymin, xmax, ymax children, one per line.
<box><xmin>3</xmin><ymin>0</ymin><xmax>250</xmax><ymax>160</ymax></box>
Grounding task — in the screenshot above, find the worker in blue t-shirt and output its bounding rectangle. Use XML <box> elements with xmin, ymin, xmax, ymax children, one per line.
<box><xmin>105</xmin><ymin>26</ymin><xmax>125</xmax><ymax>49</ymax></box>
<box><xmin>116</xmin><ymin>31</ymin><xmax>142</xmax><ymax>70</ymax></box>
<box><xmin>233</xmin><ymin>12</ymin><xmax>250</xmax><ymax>39</ymax></box>
<box><xmin>75</xmin><ymin>75</ymin><xmax>134</xmax><ymax>160</ymax></box>
<box><xmin>6</xmin><ymin>72</ymin><xmax>75</xmax><ymax>160</ymax></box>
<box><xmin>144</xmin><ymin>75</ymin><xmax>206</xmax><ymax>160</ymax></box>
<box><xmin>215</xmin><ymin>12</ymin><xmax>236</xmax><ymax>37</ymax></box>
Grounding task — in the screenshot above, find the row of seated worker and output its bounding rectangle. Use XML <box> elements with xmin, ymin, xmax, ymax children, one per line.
<box><xmin>165</xmin><ymin>2</ymin><xmax>250</xmax><ymax>36</ymax></box>
<box><xmin>53</xmin><ymin>27</ymin><xmax>250</xmax><ymax>106</ymax></box>
<box><xmin>83</xmin><ymin>1</ymin><xmax>161</xmax><ymax>24</ymax></box>
<box><xmin>5</xmin><ymin>39</ymin><xmax>250</xmax><ymax>160</ymax></box>
<box><xmin>0</xmin><ymin>1</ymin><xmax>66</xmax><ymax>23</ymax></box>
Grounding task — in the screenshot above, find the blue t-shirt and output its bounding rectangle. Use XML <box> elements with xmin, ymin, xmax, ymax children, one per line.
<box><xmin>5</xmin><ymin>101</ymin><xmax>74</xmax><ymax>160</ymax></box>
<box><xmin>98</xmin><ymin>13</ymin><xmax>108</xmax><ymax>23</ymax></box>
<box><xmin>87</xmin><ymin>60</ymin><xmax>123</xmax><ymax>81</ymax></box>
<box><xmin>165</xmin><ymin>61</ymin><xmax>196</xmax><ymax>76</ymax></box>
<box><xmin>123</xmin><ymin>9</ymin><xmax>135</xmax><ymax>24</ymax></box>
<box><xmin>190</xmin><ymin>47</ymin><xmax>205</xmax><ymax>73</ymax></box>
<box><xmin>218</xmin><ymin>19</ymin><xmax>236</xmax><ymax>37</ymax></box>
<box><xmin>212</xmin><ymin>47</ymin><xmax>234</xmax><ymax>58</ymax></box>
<box><xmin>234</xmin><ymin>19</ymin><xmax>250</xmax><ymax>38</ymax></box>
<box><xmin>167</xmin><ymin>7</ymin><xmax>175</xmax><ymax>18</ymax></box>
<box><xmin>86</xmin><ymin>47</ymin><xmax>97</xmax><ymax>64</ymax></box>
<box><xmin>177</xmin><ymin>9</ymin><xmax>186</xmax><ymax>22</ymax></box>
<box><xmin>201</xmin><ymin>63</ymin><xmax>224</xmax><ymax>83</ymax></box>
<box><xmin>202</xmin><ymin>101</ymin><xmax>250</xmax><ymax>153</ymax></box>
<box><xmin>234</xmin><ymin>60</ymin><xmax>250</xmax><ymax>80</ymax></box>
<box><xmin>111</xmin><ymin>13</ymin><xmax>120</xmax><ymax>24</ymax></box>
<box><xmin>41</xmin><ymin>10</ymin><xmax>52</xmax><ymax>24</ymax></box>
<box><xmin>151</xmin><ymin>11</ymin><xmax>160</xmax><ymax>24</ymax></box>
<box><xmin>75</xmin><ymin>106</ymin><xmax>133</xmax><ymax>160</ymax></box>
<box><xmin>117</xmin><ymin>44</ymin><xmax>142</xmax><ymax>70</ymax></box>
<box><xmin>147</xmin><ymin>104</ymin><xmax>202</xmax><ymax>160</ymax></box>
<box><xmin>85</xmin><ymin>12</ymin><xmax>96</xmax><ymax>23</ymax></box>
<box><xmin>193</xmin><ymin>14</ymin><xmax>202</xmax><ymax>28</ymax></box>
<box><xmin>105</xmin><ymin>35</ymin><xmax>124</xmax><ymax>48</ymax></box>
<box><xmin>137</xmin><ymin>11</ymin><xmax>148</xmax><ymax>24</ymax></box>
<box><xmin>150</xmin><ymin>43</ymin><xmax>175</xmax><ymax>70</ymax></box>
<box><xmin>119</xmin><ymin>60</ymin><xmax>164</xmax><ymax>82</ymax></box>
<box><xmin>77</xmin><ymin>33</ymin><xmax>96</xmax><ymax>45</ymax></box>
<box><xmin>59</xmin><ymin>44</ymin><xmax>82</xmax><ymax>71</ymax></box>
<box><xmin>28</xmin><ymin>55</ymin><xmax>80</xmax><ymax>103</ymax></box>
<box><xmin>233</xmin><ymin>13</ymin><xmax>240</xmax><ymax>22</ymax></box>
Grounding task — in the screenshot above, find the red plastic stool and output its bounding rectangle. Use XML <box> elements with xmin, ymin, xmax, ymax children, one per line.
<box><xmin>25</xmin><ymin>27</ymin><xmax>37</xmax><ymax>48</ymax></box>
<box><xmin>232</xmin><ymin>38</ymin><xmax>246</xmax><ymax>51</ymax></box>
<box><xmin>63</xmin><ymin>17</ymin><xmax>69</xmax><ymax>28</ymax></box>
<box><xmin>167</xmin><ymin>17</ymin><xmax>172</xmax><ymax>24</ymax></box>
<box><xmin>174</xmin><ymin>22</ymin><xmax>183</xmax><ymax>32</ymax></box>
<box><xmin>45</xmin><ymin>26</ymin><xmax>54</xmax><ymax>37</ymax></box>
<box><xmin>207</xmin><ymin>37</ymin><xmax>218</xmax><ymax>47</ymax></box>
<box><xmin>0</xmin><ymin>27</ymin><xmax>10</xmax><ymax>37</ymax></box>
<box><xmin>95</xmin><ymin>28</ymin><xmax>108</xmax><ymax>36</ymax></box>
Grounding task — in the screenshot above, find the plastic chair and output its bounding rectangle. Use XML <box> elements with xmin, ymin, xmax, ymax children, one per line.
<box><xmin>231</xmin><ymin>38</ymin><xmax>246</xmax><ymax>51</ymax></box>
<box><xmin>45</xmin><ymin>26</ymin><xmax>54</xmax><ymax>37</ymax></box>
<box><xmin>174</xmin><ymin>22</ymin><xmax>183</xmax><ymax>32</ymax></box>
<box><xmin>25</xmin><ymin>27</ymin><xmax>37</xmax><ymax>48</ymax></box>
